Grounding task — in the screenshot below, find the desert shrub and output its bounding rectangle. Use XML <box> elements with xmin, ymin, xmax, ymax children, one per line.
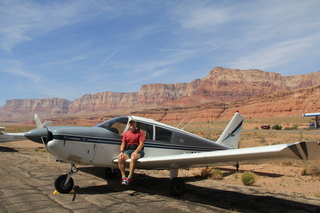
<box><xmin>284</xmin><ymin>127</ymin><xmax>293</xmax><ymax>130</ymax></box>
<box><xmin>301</xmin><ymin>161</ymin><xmax>320</xmax><ymax>176</ymax></box>
<box><xmin>200</xmin><ymin>168</ymin><xmax>223</xmax><ymax>180</ymax></box>
<box><xmin>300</xmin><ymin>168</ymin><xmax>307</xmax><ymax>176</ymax></box>
<box><xmin>293</xmin><ymin>124</ymin><xmax>299</xmax><ymax>130</ymax></box>
<box><xmin>210</xmin><ymin>169</ymin><xmax>223</xmax><ymax>179</ymax></box>
<box><xmin>241</xmin><ymin>171</ymin><xmax>257</xmax><ymax>185</ymax></box>
<box><xmin>200</xmin><ymin>167</ymin><xmax>211</xmax><ymax>178</ymax></box>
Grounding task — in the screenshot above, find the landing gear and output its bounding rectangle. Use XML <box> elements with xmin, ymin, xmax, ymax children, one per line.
<box><xmin>169</xmin><ymin>177</ymin><xmax>185</xmax><ymax>196</ymax></box>
<box><xmin>104</xmin><ymin>167</ymin><xmax>118</xmax><ymax>179</ymax></box>
<box><xmin>55</xmin><ymin>174</ymin><xmax>74</xmax><ymax>193</ymax></box>
<box><xmin>54</xmin><ymin>164</ymin><xmax>77</xmax><ymax>193</ymax></box>
<box><xmin>168</xmin><ymin>165</ymin><xmax>185</xmax><ymax>196</ymax></box>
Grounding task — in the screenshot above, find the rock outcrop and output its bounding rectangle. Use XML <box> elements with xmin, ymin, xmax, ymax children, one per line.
<box><xmin>1</xmin><ymin>67</ymin><xmax>320</xmax><ymax>123</ymax></box>
<box><xmin>137</xmin><ymin>83</ymin><xmax>189</xmax><ymax>105</ymax></box>
<box><xmin>69</xmin><ymin>92</ymin><xmax>139</xmax><ymax>113</ymax></box>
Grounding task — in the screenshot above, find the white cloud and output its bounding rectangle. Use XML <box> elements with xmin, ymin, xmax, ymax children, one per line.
<box><xmin>230</xmin><ymin>34</ymin><xmax>320</xmax><ymax>71</ymax></box>
<box><xmin>179</xmin><ymin>7</ymin><xmax>229</xmax><ymax>30</ymax></box>
<box><xmin>0</xmin><ymin>59</ymin><xmax>42</xmax><ymax>83</ymax></box>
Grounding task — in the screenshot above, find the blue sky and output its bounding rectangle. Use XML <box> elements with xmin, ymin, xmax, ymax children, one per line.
<box><xmin>1</xmin><ymin>0</ymin><xmax>320</xmax><ymax>106</ymax></box>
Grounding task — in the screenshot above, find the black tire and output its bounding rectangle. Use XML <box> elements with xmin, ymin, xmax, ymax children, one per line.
<box><xmin>54</xmin><ymin>175</ymin><xmax>74</xmax><ymax>193</ymax></box>
<box><xmin>169</xmin><ymin>178</ymin><xmax>185</xmax><ymax>196</ymax></box>
<box><xmin>104</xmin><ymin>167</ymin><xmax>118</xmax><ymax>179</ymax></box>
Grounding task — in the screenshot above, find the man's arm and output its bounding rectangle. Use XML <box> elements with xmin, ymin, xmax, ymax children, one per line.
<box><xmin>135</xmin><ymin>141</ymin><xmax>144</xmax><ymax>153</ymax></box>
<box><xmin>119</xmin><ymin>142</ymin><xmax>126</xmax><ymax>153</ymax></box>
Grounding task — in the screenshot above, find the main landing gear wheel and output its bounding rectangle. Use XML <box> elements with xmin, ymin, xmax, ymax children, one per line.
<box><xmin>54</xmin><ymin>174</ymin><xmax>74</xmax><ymax>193</ymax></box>
<box><xmin>104</xmin><ymin>167</ymin><xmax>118</xmax><ymax>179</ymax></box>
<box><xmin>169</xmin><ymin>177</ymin><xmax>185</xmax><ymax>196</ymax></box>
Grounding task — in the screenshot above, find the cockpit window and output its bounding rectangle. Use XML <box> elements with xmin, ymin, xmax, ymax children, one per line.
<box><xmin>95</xmin><ymin>117</ymin><xmax>128</xmax><ymax>135</ymax></box>
<box><xmin>155</xmin><ymin>126</ymin><xmax>172</xmax><ymax>142</ymax></box>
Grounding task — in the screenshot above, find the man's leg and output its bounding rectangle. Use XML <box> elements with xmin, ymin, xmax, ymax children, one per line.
<box><xmin>128</xmin><ymin>153</ymin><xmax>141</xmax><ymax>179</ymax></box>
<box><xmin>128</xmin><ymin>159</ymin><xmax>137</xmax><ymax>177</ymax></box>
<box><xmin>118</xmin><ymin>154</ymin><xmax>129</xmax><ymax>178</ymax></box>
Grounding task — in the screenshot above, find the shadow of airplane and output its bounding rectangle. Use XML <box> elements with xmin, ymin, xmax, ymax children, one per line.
<box><xmin>0</xmin><ymin>146</ymin><xmax>18</xmax><ymax>152</ymax></box>
<box><xmin>216</xmin><ymin>167</ymin><xmax>284</xmax><ymax>178</ymax></box>
<box><xmin>75</xmin><ymin>166</ymin><xmax>320</xmax><ymax>213</ymax></box>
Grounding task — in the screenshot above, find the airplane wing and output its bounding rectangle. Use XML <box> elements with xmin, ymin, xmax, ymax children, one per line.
<box><xmin>114</xmin><ymin>141</ymin><xmax>320</xmax><ymax>169</ymax></box>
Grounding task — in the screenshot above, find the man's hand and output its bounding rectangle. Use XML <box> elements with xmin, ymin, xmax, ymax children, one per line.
<box><xmin>118</xmin><ymin>152</ymin><xmax>124</xmax><ymax>160</ymax></box>
<box><xmin>131</xmin><ymin>151</ymin><xmax>139</xmax><ymax>160</ymax></box>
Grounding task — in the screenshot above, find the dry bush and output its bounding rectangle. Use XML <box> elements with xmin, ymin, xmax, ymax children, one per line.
<box><xmin>241</xmin><ymin>171</ymin><xmax>257</xmax><ymax>185</ymax></box>
<box><xmin>200</xmin><ymin>168</ymin><xmax>223</xmax><ymax>180</ymax></box>
<box><xmin>301</xmin><ymin>161</ymin><xmax>320</xmax><ymax>176</ymax></box>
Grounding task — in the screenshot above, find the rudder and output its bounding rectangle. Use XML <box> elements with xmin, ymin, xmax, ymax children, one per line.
<box><xmin>216</xmin><ymin>112</ymin><xmax>244</xmax><ymax>149</ymax></box>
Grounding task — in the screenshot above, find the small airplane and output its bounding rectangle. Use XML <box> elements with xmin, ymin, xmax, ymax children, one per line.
<box><xmin>24</xmin><ymin>112</ymin><xmax>320</xmax><ymax>196</ymax></box>
<box><xmin>0</xmin><ymin>114</ymin><xmax>52</xmax><ymax>143</ymax></box>
<box><xmin>0</xmin><ymin>126</ymin><xmax>27</xmax><ymax>142</ymax></box>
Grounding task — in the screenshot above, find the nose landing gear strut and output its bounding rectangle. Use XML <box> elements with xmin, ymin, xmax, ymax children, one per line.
<box><xmin>54</xmin><ymin>164</ymin><xmax>77</xmax><ymax>193</ymax></box>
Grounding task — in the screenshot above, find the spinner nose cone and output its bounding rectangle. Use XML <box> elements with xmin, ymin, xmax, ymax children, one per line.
<box><xmin>25</xmin><ymin>128</ymin><xmax>48</xmax><ymax>144</ymax></box>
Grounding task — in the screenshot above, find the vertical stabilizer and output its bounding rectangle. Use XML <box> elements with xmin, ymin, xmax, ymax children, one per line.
<box><xmin>35</xmin><ymin>114</ymin><xmax>42</xmax><ymax>129</ymax></box>
<box><xmin>216</xmin><ymin>112</ymin><xmax>244</xmax><ymax>149</ymax></box>
<box><xmin>34</xmin><ymin>113</ymin><xmax>53</xmax><ymax>128</ymax></box>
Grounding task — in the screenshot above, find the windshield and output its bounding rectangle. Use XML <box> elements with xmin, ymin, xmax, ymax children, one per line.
<box><xmin>95</xmin><ymin>116</ymin><xmax>129</xmax><ymax>135</ymax></box>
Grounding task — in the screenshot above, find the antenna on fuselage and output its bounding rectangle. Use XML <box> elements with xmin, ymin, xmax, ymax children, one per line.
<box><xmin>181</xmin><ymin>119</ymin><xmax>194</xmax><ymax>130</ymax></box>
<box><xmin>176</xmin><ymin>117</ymin><xmax>186</xmax><ymax>128</ymax></box>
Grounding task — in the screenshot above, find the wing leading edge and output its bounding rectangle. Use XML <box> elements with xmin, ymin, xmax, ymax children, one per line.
<box><xmin>113</xmin><ymin>141</ymin><xmax>320</xmax><ymax>169</ymax></box>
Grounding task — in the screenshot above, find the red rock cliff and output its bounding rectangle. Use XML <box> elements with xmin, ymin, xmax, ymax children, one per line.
<box><xmin>2</xmin><ymin>67</ymin><xmax>320</xmax><ymax>122</ymax></box>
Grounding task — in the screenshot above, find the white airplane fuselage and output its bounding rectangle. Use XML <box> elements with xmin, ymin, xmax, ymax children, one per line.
<box><xmin>45</xmin><ymin>125</ymin><xmax>228</xmax><ymax>168</ymax></box>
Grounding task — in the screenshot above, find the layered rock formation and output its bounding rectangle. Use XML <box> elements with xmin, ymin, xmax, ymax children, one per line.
<box><xmin>69</xmin><ymin>92</ymin><xmax>139</xmax><ymax>113</ymax></box>
<box><xmin>137</xmin><ymin>83</ymin><xmax>189</xmax><ymax>105</ymax></box>
<box><xmin>39</xmin><ymin>85</ymin><xmax>320</xmax><ymax>126</ymax></box>
<box><xmin>1</xmin><ymin>67</ymin><xmax>320</xmax><ymax>123</ymax></box>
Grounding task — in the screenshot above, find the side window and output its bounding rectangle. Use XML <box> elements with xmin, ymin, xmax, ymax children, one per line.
<box><xmin>137</xmin><ymin>122</ymin><xmax>153</xmax><ymax>139</ymax></box>
<box><xmin>155</xmin><ymin>126</ymin><xmax>172</xmax><ymax>142</ymax></box>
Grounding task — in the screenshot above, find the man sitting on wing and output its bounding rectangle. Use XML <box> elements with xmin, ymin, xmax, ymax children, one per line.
<box><xmin>118</xmin><ymin>119</ymin><xmax>145</xmax><ymax>185</ymax></box>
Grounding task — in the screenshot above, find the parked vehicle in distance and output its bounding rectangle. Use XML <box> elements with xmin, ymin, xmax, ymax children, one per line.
<box><xmin>272</xmin><ymin>124</ymin><xmax>282</xmax><ymax>130</ymax></box>
<box><xmin>261</xmin><ymin>125</ymin><xmax>270</xmax><ymax>130</ymax></box>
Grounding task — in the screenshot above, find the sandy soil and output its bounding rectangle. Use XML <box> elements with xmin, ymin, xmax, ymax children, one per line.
<box><xmin>178</xmin><ymin>164</ymin><xmax>320</xmax><ymax>198</ymax></box>
<box><xmin>2</xmin><ymin>140</ymin><xmax>320</xmax><ymax>199</ymax></box>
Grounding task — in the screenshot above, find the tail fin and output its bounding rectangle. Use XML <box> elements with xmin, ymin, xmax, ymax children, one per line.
<box><xmin>35</xmin><ymin>114</ymin><xmax>42</xmax><ymax>128</ymax></box>
<box><xmin>216</xmin><ymin>112</ymin><xmax>244</xmax><ymax>149</ymax></box>
<box><xmin>34</xmin><ymin>113</ymin><xmax>53</xmax><ymax>128</ymax></box>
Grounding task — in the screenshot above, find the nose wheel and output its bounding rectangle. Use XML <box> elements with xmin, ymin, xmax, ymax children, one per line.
<box><xmin>55</xmin><ymin>174</ymin><xmax>74</xmax><ymax>193</ymax></box>
<box><xmin>54</xmin><ymin>164</ymin><xmax>77</xmax><ymax>193</ymax></box>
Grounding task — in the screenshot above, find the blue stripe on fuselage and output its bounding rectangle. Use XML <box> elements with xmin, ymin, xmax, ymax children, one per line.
<box><xmin>53</xmin><ymin>135</ymin><xmax>223</xmax><ymax>152</ymax></box>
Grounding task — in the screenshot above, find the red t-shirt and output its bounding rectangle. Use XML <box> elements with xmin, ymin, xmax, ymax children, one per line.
<box><xmin>121</xmin><ymin>129</ymin><xmax>146</xmax><ymax>146</ymax></box>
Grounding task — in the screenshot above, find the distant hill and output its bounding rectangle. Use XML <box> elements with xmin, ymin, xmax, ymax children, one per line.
<box><xmin>1</xmin><ymin>67</ymin><xmax>320</xmax><ymax>123</ymax></box>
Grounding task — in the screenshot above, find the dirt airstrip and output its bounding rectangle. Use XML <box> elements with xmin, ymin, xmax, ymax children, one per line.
<box><xmin>0</xmin><ymin>140</ymin><xmax>319</xmax><ymax>212</ymax></box>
